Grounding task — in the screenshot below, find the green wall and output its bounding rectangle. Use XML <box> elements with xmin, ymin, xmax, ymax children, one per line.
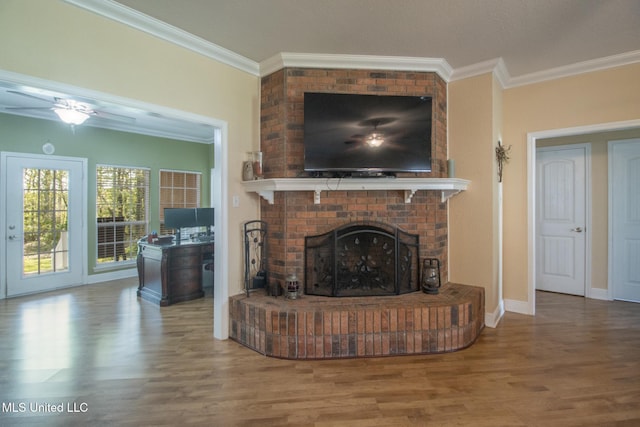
<box><xmin>0</xmin><ymin>113</ymin><xmax>213</xmax><ymax>275</ymax></box>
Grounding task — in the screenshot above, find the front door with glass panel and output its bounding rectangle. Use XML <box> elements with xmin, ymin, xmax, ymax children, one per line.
<box><xmin>3</xmin><ymin>153</ymin><xmax>85</xmax><ymax>297</ymax></box>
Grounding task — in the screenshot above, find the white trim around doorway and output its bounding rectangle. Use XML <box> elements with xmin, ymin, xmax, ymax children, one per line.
<box><xmin>522</xmin><ymin>119</ymin><xmax>640</xmax><ymax>316</ymax></box>
<box><xmin>0</xmin><ymin>71</ymin><xmax>231</xmax><ymax>340</ymax></box>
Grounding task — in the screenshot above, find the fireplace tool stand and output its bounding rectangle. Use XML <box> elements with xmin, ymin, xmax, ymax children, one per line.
<box><xmin>244</xmin><ymin>220</ymin><xmax>273</xmax><ymax>296</ymax></box>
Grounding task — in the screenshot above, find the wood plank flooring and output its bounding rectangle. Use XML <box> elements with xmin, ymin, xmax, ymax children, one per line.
<box><xmin>0</xmin><ymin>279</ymin><xmax>638</xmax><ymax>426</ymax></box>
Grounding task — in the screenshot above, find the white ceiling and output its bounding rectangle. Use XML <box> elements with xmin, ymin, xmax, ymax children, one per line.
<box><xmin>113</xmin><ymin>0</ymin><xmax>640</xmax><ymax>78</ymax></box>
<box><xmin>0</xmin><ymin>78</ymin><xmax>215</xmax><ymax>144</ymax></box>
<box><xmin>2</xmin><ymin>0</ymin><xmax>639</xmax><ymax>142</ymax></box>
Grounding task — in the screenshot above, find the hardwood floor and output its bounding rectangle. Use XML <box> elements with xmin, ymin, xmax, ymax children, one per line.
<box><xmin>0</xmin><ymin>280</ymin><xmax>638</xmax><ymax>426</ymax></box>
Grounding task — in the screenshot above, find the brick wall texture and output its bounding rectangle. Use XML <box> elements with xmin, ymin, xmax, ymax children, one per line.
<box><xmin>260</xmin><ymin>68</ymin><xmax>448</xmax><ymax>288</ymax></box>
<box><xmin>230</xmin><ymin>283</ymin><xmax>485</xmax><ymax>359</ymax></box>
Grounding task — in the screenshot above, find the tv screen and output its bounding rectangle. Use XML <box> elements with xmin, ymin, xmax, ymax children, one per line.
<box><xmin>303</xmin><ymin>92</ymin><xmax>432</xmax><ymax>175</ymax></box>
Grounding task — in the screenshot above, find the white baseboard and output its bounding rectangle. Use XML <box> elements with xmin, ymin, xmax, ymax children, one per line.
<box><xmin>86</xmin><ymin>268</ymin><xmax>138</xmax><ymax>284</ymax></box>
<box><xmin>502</xmin><ymin>291</ymin><xmax>611</xmax><ymax>317</ymax></box>
<box><xmin>588</xmin><ymin>287</ymin><xmax>611</xmax><ymax>301</ymax></box>
<box><xmin>0</xmin><ymin>269</ymin><xmax>137</xmax><ymax>300</ymax></box>
<box><xmin>484</xmin><ymin>300</ymin><xmax>505</xmax><ymax>328</ymax></box>
<box><xmin>504</xmin><ymin>298</ymin><xmax>534</xmax><ymax>315</ymax></box>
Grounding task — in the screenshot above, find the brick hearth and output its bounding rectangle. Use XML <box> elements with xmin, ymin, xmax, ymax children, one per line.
<box><xmin>229</xmin><ymin>283</ymin><xmax>484</xmax><ymax>359</ymax></box>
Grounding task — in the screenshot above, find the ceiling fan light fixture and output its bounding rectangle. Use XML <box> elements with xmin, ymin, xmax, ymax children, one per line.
<box><xmin>366</xmin><ymin>133</ymin><xmax>384</xmax><ymax>148</ymax></box>
<box><xmin>54</xmin><ymin>108</ymin><xmax>90</xmax><ymax>125</ymax></box>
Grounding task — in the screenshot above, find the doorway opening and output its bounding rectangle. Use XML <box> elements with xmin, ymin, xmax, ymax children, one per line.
<box><xmin>0</xmin><ymin>73</ymin><xmax>230</xmax><ymax>340</ymax></box>
<box><xmin>528</xmin><ymin>121</ymin><xmax>640</xmax><ymax>314</ymax></box>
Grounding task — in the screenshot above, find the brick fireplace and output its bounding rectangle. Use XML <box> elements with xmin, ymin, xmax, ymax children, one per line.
<box><xmin>260</xmin><ymin>68</ymin><xmax>449</xmax><ymax>286</ymax></box>
<box><xmin>228</xmin><ymin>68</ymin><xmax>484</xmax><ymax>359</ymax></box>
<box><xmin>304</xmin><ymin>221</ymin><xmax>421</xmax><ymax>297</ymax></box>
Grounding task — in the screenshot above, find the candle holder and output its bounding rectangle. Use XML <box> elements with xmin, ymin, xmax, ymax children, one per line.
<box><xmin>251</xmin><ymin>151</ymin><xmax>263</xmax><ymax>179</ymax></box>
<box><xmin>242</xmin><ymin>152</ymin><xmax>254</xmax><ymax>181</ymax></box>
<box><xmin>421</xmin><ymin>258</ymin><xmax>441</xmax><ymax>295</ymax></box>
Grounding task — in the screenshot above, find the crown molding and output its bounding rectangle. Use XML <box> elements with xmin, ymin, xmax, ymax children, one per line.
<box><xmin>505</xmin><ymin>49</ymin><xmax>640</xmax><ymax>88</ymax></box>
<box><xmin>63</xmin><ymin>0</ymin><xmax>260</xmax><ymax>76</ymax></box>
<box><xmin>63</xmin><ymin>1</ymin><xmax>640</xmax><ymax>88</ymax></box>
<box><xmin>493</xmin><ymin>58</ymin><xmax>511</xmax><ymax>88</ymax></box>
<box><xmin>448</xmin><ymin>50</ymin><xmax>640</xmax><ymax>89</ymax></box>
<box><xmin>450</xmin><ymin>57</ymin><xmax>511</xmax><ymax>88</ymax></box>
<box><xmin>260</xmin><ymin>53</ymin><xmax>454</xmax><ymax>81</ymax></box>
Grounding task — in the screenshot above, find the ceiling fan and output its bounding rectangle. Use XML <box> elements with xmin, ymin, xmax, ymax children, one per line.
<box><xmin>4</xmin><ymin>90</ymin><xmax>136</xmax><ymax>125</ymax></box>
<box><xmin>344</xmin><ymin>117</ymin><xmax>399</xmax><ymax>149</ymax></box>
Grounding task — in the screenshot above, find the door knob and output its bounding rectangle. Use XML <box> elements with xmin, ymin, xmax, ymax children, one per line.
<box><xmin>8</xmin><ymin>235</ymin><xmax>17</xmax><ymax>240</ymax></box>
<box><xmin>571</xmin><ymin>227</ymin><xmax>583</xmax><ymax>233</ymax></box>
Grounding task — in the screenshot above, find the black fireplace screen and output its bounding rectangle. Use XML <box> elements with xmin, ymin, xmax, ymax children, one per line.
<box><xmin>304</xmin><ymin>222</ymin><xmax>420</xmax><ymax>297</ymax></box>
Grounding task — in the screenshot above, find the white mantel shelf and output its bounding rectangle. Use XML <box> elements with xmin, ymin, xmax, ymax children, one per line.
<box><xmin>242</xmin><ymin>177</ymin><xmax>470</xmax><ymax>204</ymax></box>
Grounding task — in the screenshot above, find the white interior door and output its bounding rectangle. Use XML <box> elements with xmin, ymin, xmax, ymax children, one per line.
<box><xmin>536</xmin><ymin>145</ymin><xmax>588</xmax><ymax>295</ymax></box>
<box><xmin>610</xmin><ymin>139</ymin><xmax>640</xmax><ymax>303</ymax></box>
<box><xmin>2</xmin><ymin>153</ymin><xmax>85</xmax><ymax>297</ymax></box>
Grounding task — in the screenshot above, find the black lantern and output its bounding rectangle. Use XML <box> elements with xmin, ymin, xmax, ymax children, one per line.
<box><xmin>421</xmin><ymin>258</ymin><xmax>441</xmax><ymax>294</ymax></box>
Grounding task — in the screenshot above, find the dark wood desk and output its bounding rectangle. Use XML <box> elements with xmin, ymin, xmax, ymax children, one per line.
<box><xmin>136</xmin><ymin>240</ymin><xmax>214</xmax><ymax>306</ymax></box>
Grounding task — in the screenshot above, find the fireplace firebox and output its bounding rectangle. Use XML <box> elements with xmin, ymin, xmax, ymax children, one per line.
<box><xmin>304</xmin><ymin>222</ymin><xmax>420</xmax><ymax>297</ymax></box>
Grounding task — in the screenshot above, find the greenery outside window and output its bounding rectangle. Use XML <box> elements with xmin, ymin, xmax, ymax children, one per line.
<box><xmin>159</xmin><ymin>170</ymin><xmax>201</xmax><ymax>235</ymax></box>
<box><xmin>23</xmin><ymin>168</ymin><xmax>69</xmax><ymax>274</ymax></box>
<box><xmin>96</xmin><ymin>165</ymin><xmax>149</xmax><ymax>264</ymax></box>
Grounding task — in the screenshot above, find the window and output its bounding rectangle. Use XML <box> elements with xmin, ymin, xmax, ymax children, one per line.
<box><xmin>159</xmin><ymin>170</ymin><xmax>201</xmax><ymax>235</ymax></box>
<box><xmin>96</xmin><ymin>166</ymin><xmax>149</xmax><ymax>264</ymax></box>
<box><xmin>22</xmin><ymin>168</ymin><xmax>69</xmax><ymax>274</ymax></box>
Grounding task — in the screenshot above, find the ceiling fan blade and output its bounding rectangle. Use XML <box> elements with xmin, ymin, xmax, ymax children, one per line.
<box><xmin>7</xmin><ymin>90</ymin><xmax>53</xmax><ymax>104</ymax></box>
<box><xmin>358</xmin><ymin>117</ymin><xmax>397</xmax><ymax>127</ymax></box>
<box><xmin>92</xmin><ymin>110</ymin><xmax>136</xmax><ymax>124</ymax></box>
<box><xmin>344</xmin><ymin>134</ymin><xmax>365</xmax><ymax>144</ymax></box>
<box><xmin>5</xmin><ymin>106</ymin><xmax>53</xmax><ymax>111</ymax></box>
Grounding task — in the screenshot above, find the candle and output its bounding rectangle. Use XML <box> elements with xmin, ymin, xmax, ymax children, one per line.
<box><xmin>447</xmin><ymin>159</ymin><xmax>455</xmax><ymax>178</ymax></box>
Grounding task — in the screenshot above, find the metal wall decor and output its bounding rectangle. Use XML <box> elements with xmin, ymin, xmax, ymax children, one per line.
<box><xmin>495</xmin><ymin>140</ymin><xmax>511</xmax><ymax>183</ymax></box>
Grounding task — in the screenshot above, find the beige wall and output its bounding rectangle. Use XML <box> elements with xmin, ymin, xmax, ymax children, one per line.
<box><xmin>449</xmin><ymin>64</ymin><xmax>640</xmax><ymax>317</ymax></box>
<box><xmin>0</xmin><ymin>0</ymin><xmax>261</xmax><ymax>296</ymax></box>
<box><xmin>449</xmin><ymin>73</ymin><xmax>502</xmax><ymax>318</ymax></box>
<box><xmin>502</xmin><ymin>64</ymin><xmax>640</xmax><ymax>303</ymax></box>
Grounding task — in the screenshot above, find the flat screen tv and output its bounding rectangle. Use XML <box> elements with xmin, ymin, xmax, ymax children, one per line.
<box><xmin>303</xmin><ymin>92</ymin><xmax>432</xmax><ymax>176</ymax></box>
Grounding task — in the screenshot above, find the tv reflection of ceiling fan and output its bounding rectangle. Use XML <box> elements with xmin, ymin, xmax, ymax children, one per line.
<box><xmin>4</xmin><ymin>90</ymin><xmax>136</xmax><ymax>125</ymax></box>
<box><xmin>344</xmin><ymin>117</ymin><xmax>402</xmax><ymax>150</ymax></box>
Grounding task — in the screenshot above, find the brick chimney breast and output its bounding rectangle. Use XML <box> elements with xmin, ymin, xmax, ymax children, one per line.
<box><xmin>260</xmin><ymin>68</ymin><xmax>448</xmax><ymax>287</ymax></box>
